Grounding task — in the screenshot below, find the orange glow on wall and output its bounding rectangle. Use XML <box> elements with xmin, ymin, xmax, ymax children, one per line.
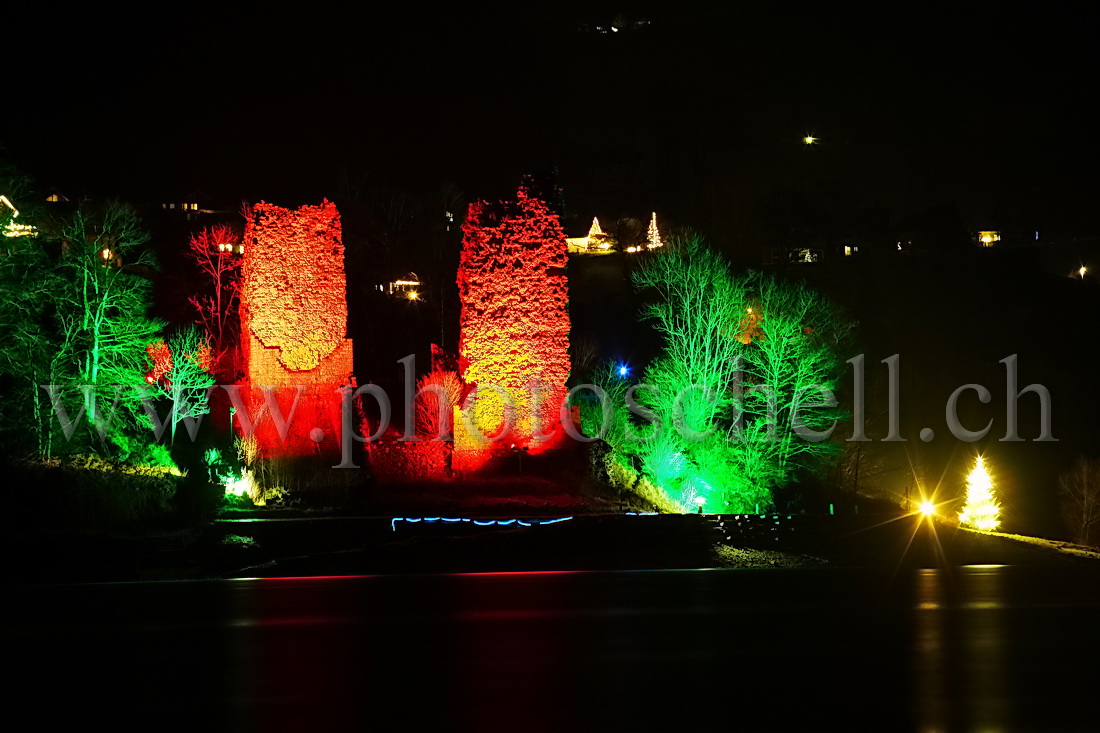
<box><xmin>239</xmin><ymin>200</ymin><xmax>354</xmax><ymax>456</ymax></box>
<box><xmin>454</xmin><ymin>182</ymin><xmax>570</xmax><ymax>471</ymax></box>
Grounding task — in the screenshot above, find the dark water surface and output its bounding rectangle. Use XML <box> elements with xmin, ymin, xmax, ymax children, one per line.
<box><xmin>6</xmin><ymin>565</ymin><xmax>1099</xmax><ymax>731</ymax></box>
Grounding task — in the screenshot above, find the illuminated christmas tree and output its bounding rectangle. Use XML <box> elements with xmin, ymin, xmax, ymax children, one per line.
<box><xmin>958</xmin><ymin>455</ymin><xmax>1001</xmax><ymax>531</ymax></box>
<box><xmin>646</xmin><ymin>212</ymin><xmax>663</xmax><ymax>249</ymax></box>
<box><xmin>587</xmin><ymin>217</ymin><xmax>613</xmax><ymax>251</ymax></box>
<box><xmin>588</xmin><ymin>217</ymin><xmax>605</xmax><ymax>239</ymax></box>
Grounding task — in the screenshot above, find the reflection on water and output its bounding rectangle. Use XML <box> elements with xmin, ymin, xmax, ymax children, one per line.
<box><xmin>915</xmin><ymin>569</ymin><xmax>948</xmax><ymax>729</ymax></box>
<box><xmin>963</xmin><ymin>566</ymin><xmax>1008</xmax><ymax>730</ymax></box>
<box><xmin>914</xmin><ymin>565</ymin><xmax>1010</xmax><ymax>732</ymax></box>
<box><xmin>8</xmin><ymin>564</ymin><xmax>1100</xmax><ymax>731</ymax></box>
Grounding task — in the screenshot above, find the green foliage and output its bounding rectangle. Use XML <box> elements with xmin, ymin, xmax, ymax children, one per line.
<box><xmin>588</xmin><ymin>237</ymin><xmax>853</xmax><ymax>512</ymax></box>
<box><xmin>141</xmin><ymin>442</ymin><xmax>178</xmax><ymax>470</ymax></box>
<box><xmin>0</xmin><ymin>164</ymin><xmax>51</xmax><ymax>455</ymax></box>
<box><xmin>0</xmin><ymin>192</ymin><xmax>167</xmax><ymax>459</ymax></box>
<box><xmin>109</xmin><ymin>432</ymin><xmax>177</xmax><ymax>470</ymax></box>
<box><xmin>53</xmin><ymin>202</ymin><xmax>164</xmax><ymax>386</ymax></box>
<box><xmin>221</xmin><ymin>534</ymin><xmax>258</xmax><ymax>548</ymax></box>
<box><xmin>203</xmin><ymin>446</ymin><xmax>223</xmax><ymax>468</ymax></box>
<box><xmin>202</xmin><ymin>445</ymin><xmax>242</xmax><ymax>490</ymax></box>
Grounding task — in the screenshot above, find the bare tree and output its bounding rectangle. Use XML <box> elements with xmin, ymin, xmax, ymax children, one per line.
<box><xmin>570</xmin><ymin>334</ymin><xmax>602</xmax><ymax>382</ymax></box>
<box><xmin>605</xmin><ymin>215</ymin><xmax>646</xmax><ymax>251</ymax></box>
<box><xmin>741</xmin><ymin>271</ymin><xmax>854</xmax><ymax>475</ymax></box>
<box><xmin>414</xmin><ymin>370</ymin><xmax>463</xmax><ymax>439</ymax></box>
<box><xmin>187</xmin><ymin>223</ymin><xmax>241</xmax><ymax>379</ymax></box>
<box><xmin>5</xmin><ymin>201</ymin><xmax>168</xmax><ymax>457</ymax></box>
<box><xmin>596</xmin><ymin>237</ymin><xmax>853</xmax><ymax>512</ymax></box>
<box><xmin>1059</xmin><ymin>455</ymin><xmax>1100</xmax><ymax>545</ymax></box>
<box><xmin>146</xmin><ymin>326</ymin><xmax>216</xmax><ymax>444</ymax></box>
<box><xmin>0</xmin><ymin>169</ymin><xmax>56</xmax><ymax>455</ymax></box>
<box><xmin>53</xmin><ymin>203</ymin><xmax>164</xmax><ymax>429</ymax></box>
<box><xmin>829</xmin><ymin>439</ymin><xmax>897</xmax><ymax>501</ymax></box>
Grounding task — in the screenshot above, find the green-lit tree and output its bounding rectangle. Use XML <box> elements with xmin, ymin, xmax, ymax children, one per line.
<box><xmin>739</xmin><ymin>270</ymin><xmax>853</xmax><ymax>476</ymax></box>
<box><xmin>0</xmin><ymin>166</ymin><xmax>54</xmax><ymax>455</ymax></box>
<box><xmin>50</xmin><ymin>203</ymin><xmax>165</xmax><ymax>451</ymax></box>
<box><xmin>146</xmin><ymin>326</ymin><xmax>216</xmax><ymax>444</ymax></box>
<box><xmin>592</xmin><ymin>237</ymin><xmax>852</xmax><ymax>512</ymax></box>
<box><xmin>0</xmin><ymin>199</ymin><xmax>167</xmax><ymax>459</ymax></box>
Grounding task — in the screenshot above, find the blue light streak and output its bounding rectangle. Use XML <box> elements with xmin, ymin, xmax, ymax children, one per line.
<box><xmin>391</xmin><ymin>516</ymin><xmax>574</xmax><ymax>532</ymax></box>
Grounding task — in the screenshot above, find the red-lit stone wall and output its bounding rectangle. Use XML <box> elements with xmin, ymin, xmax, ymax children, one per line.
<box><xmin>239</xmin><ymin>200</ymin><xmax>354</xmax><ymax>456</ymax></box>
<box><xmin>455</xmin><ymin>184</ymin><xmax>570</xmax><ymax>468</ymax></box>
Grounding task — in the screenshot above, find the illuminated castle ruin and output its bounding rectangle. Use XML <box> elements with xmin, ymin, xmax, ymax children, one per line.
<box><xmin>239</xmin><ymin>199</ymin><xmax>354</xmax><ymax>456</ymax></box>
<box><xmin>453</xmin><ymin>183</ymin><xmax>571</xmax><ymax>472</ymax></box>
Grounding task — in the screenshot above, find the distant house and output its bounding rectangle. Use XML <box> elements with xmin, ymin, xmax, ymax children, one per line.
<box><xmin>976</xmin><ymin>230</ymin><xmax>1002</xmax><ymax>247</ymax></box>
<box><xmin>159</xmin><ymin>190</ymin><xmax>234</xmax><ymax>222</ymax></box>
<box><xmin>762</xmin><ymin>242</ymin><xmax>860</xmax><ymax>265</ymax></box>
<box><xmin>376</xmin><ymin>272</ymin><xmax>422</xmax><ymax>301</ymax></box>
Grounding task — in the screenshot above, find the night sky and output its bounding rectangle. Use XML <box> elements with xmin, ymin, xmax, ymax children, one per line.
<box><xmin>5</xmin><ymin>3</ymin><xmax>1096</xmax><ymax>250</ymax></box>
